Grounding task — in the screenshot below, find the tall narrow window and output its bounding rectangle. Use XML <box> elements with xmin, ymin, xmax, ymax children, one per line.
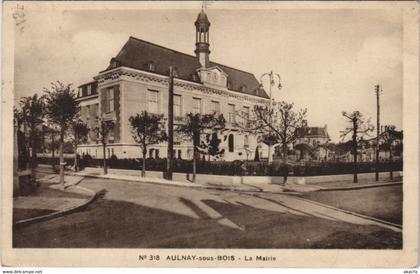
<box><xmin>244</xmin><ymin>135</ymin><xmax>249</xmax><ymax>148</ymax></box>
<box><xmin>174</xmin><ymin>95</ymin><xmax>182</xmax><ymax>117</ymax></box>
<box><xmin>108</xmin><ymin>88</ymin><xmax>114</xmax><ymax>112</ymax></box>
<box><xmin>228</xmin><ymin>104</ymin><xmax>235</xmax><ymax>123</ymax></box>
<box><xmin>148</xmin><ymin>90</ymin><xmax>159</xmax><ymax>113</ymax></box>
<box><xmin>228</xmin><ymin>134</ymin><xmax>234</xmax><ymax>152</ymax></box>
<box><xmin>210</xmin><ymin>100</ymin><xmax>220</xmax><ymax>114</ymax></box>
<box><xmin>192</xmin><ymin>97</ymin><xmax>202</xmax><ymax>114</ymax></box>
<box><xmin>87</xmin><ymin>85</ymin><xmax>92</xmax><ymax>96</ymax></box>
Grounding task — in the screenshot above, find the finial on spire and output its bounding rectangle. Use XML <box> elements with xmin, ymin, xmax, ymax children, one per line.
<box><xmin>202</xmin><ymin>1</ymin><xmax>207</xmax><ymax>11</ymax></box>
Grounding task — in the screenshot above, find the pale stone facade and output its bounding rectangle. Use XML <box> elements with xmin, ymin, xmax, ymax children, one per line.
<box><xmin>76</xmin><ymin>10</ymin><xmax>270</xmax><ymax>161</ymax></box>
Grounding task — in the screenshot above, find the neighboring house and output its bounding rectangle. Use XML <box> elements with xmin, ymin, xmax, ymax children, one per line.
<box><xmin>76</xmin><ymin>10</ymin><xmax>270</xmax><ymax>160</ymax></box>
<box><xmin>293</xmin><ymin>121</ymin><xmax>331</xmax><ymax>162</ymax></box>
<box><xmin>332</xmin><ymin>126</ymin><xmax>403</xmax><ymax>163</ymax></box>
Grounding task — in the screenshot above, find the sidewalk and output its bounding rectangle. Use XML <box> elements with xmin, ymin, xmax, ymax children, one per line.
<box><xmin>13</xmin><ymin>173</ymin><xmax>98</xmax><ymax>227</ymax></box>
<box><xmin>74</xmin><ymin>169</ymin><xmax>265</xmax><ymax>192</ymax></box>
<box><xmin>73</xmin><ymin>166</ymin><xmax>401</xmax><ymax>194</ymax></box>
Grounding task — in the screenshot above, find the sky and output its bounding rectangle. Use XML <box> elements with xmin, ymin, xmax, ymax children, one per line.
<box><xmin>14</xmin><ymin>4</ymin><xmax>403</xmax><ymax>142</ymax></box>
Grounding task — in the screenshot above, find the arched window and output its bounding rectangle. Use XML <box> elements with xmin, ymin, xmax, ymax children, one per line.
<box><xmin>228</xmin><ymin>134</ymin><xmax>234</xmax><ymax>152</ymax></box>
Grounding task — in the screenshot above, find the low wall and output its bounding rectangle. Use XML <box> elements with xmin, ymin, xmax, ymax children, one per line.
<box><xmin>83</xmin><ymin>167</ymin><xmax>402</xmax><ymax>186</ymax></box>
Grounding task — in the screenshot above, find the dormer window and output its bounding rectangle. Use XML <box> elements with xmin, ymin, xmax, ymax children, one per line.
<box><xmin>145</xmin><ymin>61</ymin><xmax>156</xmax><ymax>72</ymax></box>
<box><xmin>191</xmin><ymin>73</ymin><xmax>199</xmax><ymax>82</ymax></box>
<box><xmin>110</xmin><ymin>58</ymin><xmax>120</xmax><ymax>69</ymax></box>
<box><xmin>227</xmin><ymin>80</ymin><xmax>232</xmax><ymax>89</ymax></box>
<box><xmin>240</xmin><ymin>85</ymin><xmax>247</xmax><ymax>92</ymax></box>
<box><xmin>172</xmin><ymin>67</ymin><xmax>178</xmax><ymax>77</ymax></box>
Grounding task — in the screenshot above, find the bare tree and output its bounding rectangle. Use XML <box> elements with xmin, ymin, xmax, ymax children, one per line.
<box><xmin>340</xmin><ymin>111</ymin><xmax>374</xmax><ymax>183</ymax></box>
<box><xmin>129</xmin><ymin>111</ymin><xmax>167</xmax><ymax>177</ymax></box>
<box><xmin>93</xmin><ymin>118</ymin><xmax>115</xmax><ymax>175</ymax></box>
<box><xmin>176</xmin><ymin>113</ymin><xmax>225</xmax><ymax>182</ymax></box>
<box><xmin>44</xmin><ymin>82</ymin><xmax>80</xmax><ymax>187</ymax></box>
<box><xmin>241</xmin><ymin>101</ymin><xmax>307</xmax><ymax>164</ymax></box>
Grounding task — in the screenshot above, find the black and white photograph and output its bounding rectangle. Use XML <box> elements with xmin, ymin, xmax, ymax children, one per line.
<box><xmin>1</xmin><ymin>0</ymin><xmax>419</xmax><ymax>269</ymax></box>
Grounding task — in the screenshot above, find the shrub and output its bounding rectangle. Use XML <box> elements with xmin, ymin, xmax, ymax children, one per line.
<box><xmin>36</xmin><ymin>156</ymin><xmax>403</xmax><ymax>177</ymax></box>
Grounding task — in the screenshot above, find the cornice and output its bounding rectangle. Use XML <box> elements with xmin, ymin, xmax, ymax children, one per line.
<box><xmin>94</xmin><ymin>67</ymin><xmax>269</xmax><ymax>105</ymax></box>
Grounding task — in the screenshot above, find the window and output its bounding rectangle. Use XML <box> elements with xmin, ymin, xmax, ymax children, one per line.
<box><xmin>174</xmin><ymin>95</ymin><xmax>182</xmax><ymax>117</ymax></box>
<box><xmin>192</xmin><ymin>97</ymin><xmax>202</xmax><ymax>114</ymax></box>
<box><xmin>210</xmin><ymin>100</ymin><xmax>220</xmax><ymax>114</ymax></box>
<box><xmin>244</xmin><ymin>135</ymin><xmax>249</xmax><ymax>148</ymax></box>
<box><xmin>228</xmin><ymin>134</ymin><xmax>234</xmax><ymax>152</ymax></box>
<box><xmin>240</xmin><ymin>85</ymin><xmax>247</xmax><ymax>92</ymax></box>
<box><xmin>178</xmin><ymin>150</ymin><xmax>182</xmax><ymax>159</ymax></box>
<box><xmin>227</xmin><ymin>81</ymin><xmax>232</xmax><ymax>89</ymax></box>
<box><xmin>148</xmin><ymin>62</ymin><xmax>155</xmax><ymax>71</ymax></box>
<box><xmin>228</xmin><ymin>104</ymin><xmax>236</xmax><ymax>123</ymax></box>
<box><xmin>104</xmin><ymin>88</ymin><xmax>114</xmax><ymax>113</ymax></box>
<box><xmin>155</xmin><ymin>149</ymin><xmax>160</xmax><ymax>159</ymax></box>
<box><xmin>148</xmin><ymin>90</ymin><xmax>159</xmax><ymax>113</ymax></box>
<box><xmin>78</xmin><ymin>88</ymin><xmax>82</xmax><ymax>97</ymax></box>
<box><xmin>87</xmin><ymin>85</ymin><xmax>92</xmax><ymax>96</ymax></box>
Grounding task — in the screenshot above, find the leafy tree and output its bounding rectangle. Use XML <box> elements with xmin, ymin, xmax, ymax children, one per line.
<box><xmin>201</xmin><ymin>132</ymin><xmax>225</xmax><ymax>161</ymax></box>
<box><xmin>45</xmin><ymin>123</ymin><xmax>60</xmax><ymax>171</ymax></box>
<box><xmin>340</xmin><ymin>111</ymin><xmax>374</xmax><ymax>183</ymax></box>
<box><xmin>176</xmin><ymin>113</ymin><xmax>225</xmax><ymax>182</ymax></box>
<box><xmin>380</xmin><ymin>125</ymin><xmax>403</xmax><ymax>180</ymax></box>
<box><xmin>71</xmin><ymin>120</ymin><xmax>89</xmax><ymax>172</ymax></box>
<box><xmin>14</xmin><ymin>107</ymin><xmax>29</xmax><ymax>170</ymax></box>
<box><xmin>44</xmin><ymin>82</ymin><xmax>80</xmax><ymax>187</ymax></box>
<box><xmin>128</xmin><ymin>111</ymin><xmax>167</xmax><ymax>177</ymax></box>
<box><xmin>20</xmin><ymin>94</ymin><xmax>45</xmax><ymax>184</ymax></box>
<box><xmin>93</xmin><ymin>118</ymin><xmax>115</xmax><ymax>175</ymax></box>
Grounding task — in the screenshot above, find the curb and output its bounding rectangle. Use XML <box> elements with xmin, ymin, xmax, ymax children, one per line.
<box><xmin>13</xmin><ymin>185</ymin><xmax>100</xmax><ymax>228</ymax></box>
<box><xmin>76</xmin><ymin>172</ymin><xmax>299</xmax><ymax>195</ymax></box>
<box><xmin>317</xmin><ymin>181</ymin><xmax>402</xmax><ymax>191</ymax></box>
<box><xmin>293</xmin><ymin>195</ymin><xmax>402</xmax><ymax>232</ymax></box>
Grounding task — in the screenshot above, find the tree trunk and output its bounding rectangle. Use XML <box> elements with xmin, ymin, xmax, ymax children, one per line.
<box><xmin>51</xmin><ymin>132</ymin><xmax>56</xmax><ymax>172</ymax></box>
<box><xmin>192</xmin><ymin>146</ymin><xmax>197</xmax><ymax>183</ymax></box>
<box><xmin>59</xmin><ymin>129</ymin><xmax>65</xmax><ymax>186</ymax></box>
<box><xmin>282</xmin><ymin>143</ymin><xmax>288</xmax><ymax>184</ymax></box>
<box><xmin>30</xmin><ymin>125</ymin><xmax>37</xmax><ymax>185</ymax></box>
<box><xmin>74</xmin><ymin>144</ymin><xmax>78</xmax><ymax>172</ymax></box>
<box><xmin>142</xmin><ymin>148</ymin><xmax>146</xmax><ymax>177</ymax></box>
<box><xmin>352</xmin><ymin>131</ymin><xmax>358</xmax><ymax>184</ymax></box>
<box><xmin>102</xmin><ymin>143</ymin><xmax>107</xmax><ymax>175</ymax></box>
<box><xmin>389</xmin><ymin>147</ymin><xmax>393</xmax><ymax>181</ymax></box>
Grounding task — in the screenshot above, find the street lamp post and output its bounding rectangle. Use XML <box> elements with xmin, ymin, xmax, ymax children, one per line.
<box><xmin>260</xmin><ymin>71</ymin><xmax>282</xmax><ymax>163</ymax></box>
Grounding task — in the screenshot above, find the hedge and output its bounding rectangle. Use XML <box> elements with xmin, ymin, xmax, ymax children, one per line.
<box><xmin>37</xmin><ymin>155</ymin><xmax>403</xmax><ymax>177</ymax></box>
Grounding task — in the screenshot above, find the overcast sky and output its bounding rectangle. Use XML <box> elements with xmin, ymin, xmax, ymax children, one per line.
<box><xmin>14</xmin><ymin>4</ymin><xmax>403</xmax><ymax>142</ymax></box>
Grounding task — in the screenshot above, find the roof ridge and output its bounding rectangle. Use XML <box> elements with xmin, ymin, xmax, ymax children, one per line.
<box><xmin>128</xmin><ymin>36</ymin><xmax>198</xmax><ymax>60</ymax></box>
<box><xmin>128</xmin><ymin>36</ymin><xmax>256</xmax><ymax>77</ymax></box>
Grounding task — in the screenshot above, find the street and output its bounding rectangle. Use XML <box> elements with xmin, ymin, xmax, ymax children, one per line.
<box><xmin>13</xmin><ymin>175</ymin><xmax>402</xmax><ymax>249</ymax></box>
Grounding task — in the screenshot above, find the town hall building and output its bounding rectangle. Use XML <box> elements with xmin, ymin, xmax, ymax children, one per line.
<box><xmin>76</xmin><ymin>10</ymin><xmax>270</xmax><ymax>160</ymax></box>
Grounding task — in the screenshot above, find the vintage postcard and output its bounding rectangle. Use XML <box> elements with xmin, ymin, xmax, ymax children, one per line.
<box><xmin>1</xmin><ymin>0</ymin><xmax>419</xmax><ymax>268</ymax></box>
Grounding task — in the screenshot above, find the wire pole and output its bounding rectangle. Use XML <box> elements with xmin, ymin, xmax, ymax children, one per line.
<box><xmin>375</xmin><ymin>84</ymin><xmax>381</xmax><ymax>182</ymax></box>
<box><xmin>166</xmin><ymin>66</ymin><xmax>174</xmax><ymax>180</ymax></box>
<box><xmin>268</xmin><ymin>71</ymin><xmax>273</xmax><ymax>163</ymax></box>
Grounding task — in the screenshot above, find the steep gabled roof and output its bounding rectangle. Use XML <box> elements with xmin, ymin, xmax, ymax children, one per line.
<box><xmin>295</xmin><ymin>127</ymin><xmax>329</xmax><ymax>139</ymax></box>
<box><xmin>102</xmin><ymin>36</ymin><xmax>269</xmax><ymax>99</ymax></box>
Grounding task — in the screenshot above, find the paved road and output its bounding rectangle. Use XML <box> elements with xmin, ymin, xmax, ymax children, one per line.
<box><xmin>13</xmin><ymin>175</ymin><xmax>402</xmax><ymax>248</ymax></box>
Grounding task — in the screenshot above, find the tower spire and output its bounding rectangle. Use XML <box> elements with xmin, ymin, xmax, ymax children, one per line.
<box><xmin>194</xmin><ymin>9</ymin><xmax>210</xmax><ymax>68</ymax></box>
